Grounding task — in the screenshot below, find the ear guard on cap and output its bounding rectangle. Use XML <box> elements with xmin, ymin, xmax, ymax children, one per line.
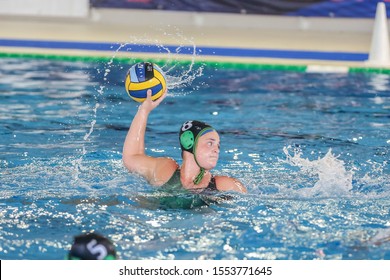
<box><xmin>180</xmin><ymin>130</ymin><xmax>194</xmax><ymax>150</ymax></box>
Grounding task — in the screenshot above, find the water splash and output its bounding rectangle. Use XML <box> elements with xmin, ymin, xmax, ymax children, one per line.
<box><xmin>369</xmin><ymin>227</ymin><xmax>390</xmax><ymax>246</ymax></box>
<box><xmin>83</xmin><ymin>43</ymin><xmax>126</xmax><ymax>143</ymax></box>
<box><xmin>282</xmin><ymin>146</ymin><xmax>353</xmax><ymax>197</ymax></box>
<box><xmin>150</xmin><ymin>26</ymin><xmax>205</xmax><ymax>93</ymax></box>
<box><xmin>107</xmin><ymin>32</ymin><xmax>205</xmax><ymax>96</ymax></box>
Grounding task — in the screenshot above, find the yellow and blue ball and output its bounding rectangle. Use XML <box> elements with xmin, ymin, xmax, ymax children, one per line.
<box><xmin>125</xmin><ymin>62</ymin><xmax>166</xmax><ymax>102</ymax></box>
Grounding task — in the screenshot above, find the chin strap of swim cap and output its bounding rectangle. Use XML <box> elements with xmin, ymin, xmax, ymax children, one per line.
<box><xmin>192</xmin><ymin>127</ymin><xmax>211</xmax><ymax>185</ymax></box>
<box><xmin>193</xmin><ymin>167</ymin><xmax>205</xmax><ymax>185</ymax></box>
<box><xmin>179</xmin><ymin>121</ymin><xmax>215</xmax><ymax>185</ymax></box>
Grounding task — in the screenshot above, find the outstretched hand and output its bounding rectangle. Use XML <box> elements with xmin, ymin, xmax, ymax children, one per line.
<box><xmin>139</xmin><ymin>89</ymin><xmax>167</xmax><ymax>113</ymax></box>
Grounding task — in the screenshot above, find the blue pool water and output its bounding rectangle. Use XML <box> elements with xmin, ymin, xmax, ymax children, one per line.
<box><xmin>0</xmin><ymin>57</ymin><xmax>389</xmax><ymax>260</ymax></box>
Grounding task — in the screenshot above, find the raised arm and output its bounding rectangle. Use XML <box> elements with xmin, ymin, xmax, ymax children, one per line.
<box><xmin>122</xmin><ymin>89</ymin><xmax>176</xmax><ymax>185</ymax></box>
<box><xmin>123</xmin><ymin>90</ymin><xmax>159</xmax><ymax>159</ymax></box>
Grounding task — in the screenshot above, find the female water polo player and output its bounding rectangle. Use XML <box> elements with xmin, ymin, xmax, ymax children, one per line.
<box><xmin>122</xmin><ymin>89</ymin><xmax>246</xmax><ymax>194</ymax></box>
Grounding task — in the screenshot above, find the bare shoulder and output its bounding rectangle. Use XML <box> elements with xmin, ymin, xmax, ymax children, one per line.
<box><xmin>152</xmin><ymin>157</ymin><xmax>179</xmax><ymax>186</ymax></box>
<box><xmin>214</xmin><ymin>175</ymin><xmax>247</xmax><ymax>193</ymax></box>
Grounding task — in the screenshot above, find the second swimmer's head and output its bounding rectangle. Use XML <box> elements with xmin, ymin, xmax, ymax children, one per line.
<box><xmin>67</xmin><ymin>232</ymin><xmax>117</xmax><ymax>260</ymax></box>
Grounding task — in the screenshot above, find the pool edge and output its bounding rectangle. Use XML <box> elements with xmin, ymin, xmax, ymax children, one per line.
<box><xmin>2</xmin><ymin>51</ymin><xmax>390</xmax><ymax>74</ymax></box>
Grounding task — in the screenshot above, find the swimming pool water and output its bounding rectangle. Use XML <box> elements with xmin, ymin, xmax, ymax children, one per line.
<box><xmin>0</xmin><ymin>58</ymin><xmax>389</xmax><ymax>260</ymax></box>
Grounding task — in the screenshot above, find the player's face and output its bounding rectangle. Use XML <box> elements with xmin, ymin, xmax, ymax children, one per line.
<box><xmin>195</xmin><ymin>131</ymin><xmax>220</xmax><ymax>170</ymax></box>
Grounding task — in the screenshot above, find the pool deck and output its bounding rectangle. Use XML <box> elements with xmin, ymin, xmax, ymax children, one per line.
<box><xmin>0</xmin><ymin>8</ymin><xmax>389</xmax><ymax>71</ymax></box>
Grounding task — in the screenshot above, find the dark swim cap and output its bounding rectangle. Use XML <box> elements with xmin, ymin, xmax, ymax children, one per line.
<box><xmin>67</xmin><ymin>232</ymin><xmax>117</xmax><ymax>260</ymax></box>
<box><xmin>179</xmin><ymin>120</ymin><xmax>215</xmax><ymax>154</ymax></box>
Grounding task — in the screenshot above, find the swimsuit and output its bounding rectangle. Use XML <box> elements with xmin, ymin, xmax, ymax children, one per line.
<box><xmin>161</xmin><ymin>168</ymin><xmax>218</xmax><ymax>194</ymax></box>
<box><xmin>155</xmin><ymin>169</ymin><xmax>216</xmax><ymax>209</ymax></box>
<box><xmin>158</xmin><ymin>169</ymin><xmax>233</xmax><ymax>209</ymax></box>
